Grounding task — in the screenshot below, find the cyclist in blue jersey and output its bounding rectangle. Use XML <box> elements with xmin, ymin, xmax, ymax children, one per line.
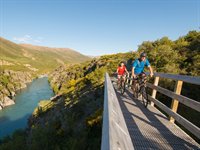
<box><xmin>131</xmin><ymin>52</ymin><xmax>153</xmax><ymax>98</ymax></box>
<box><xmin>132</xmin><ymin>52</ymin><xmax>154</xmax><ymax>78</ymax></box>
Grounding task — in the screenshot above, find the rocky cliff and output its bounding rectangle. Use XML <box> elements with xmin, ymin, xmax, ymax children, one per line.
<box><xmin>0</xmin><ymin>70</ymin><xmax>32</xmax><ymax>110</ymax></box>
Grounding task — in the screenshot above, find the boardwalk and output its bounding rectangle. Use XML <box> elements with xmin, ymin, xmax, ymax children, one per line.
<box><xmin>113</xmin><ymin>83</ymin><xmax>200</xmax><ymax>150</ymax></box>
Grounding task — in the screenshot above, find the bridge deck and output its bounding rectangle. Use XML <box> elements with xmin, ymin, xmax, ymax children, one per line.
<box><xmin>113</xmin><ymin>84</ymin><xmax>200</xmax><ymax>150</ymax></box>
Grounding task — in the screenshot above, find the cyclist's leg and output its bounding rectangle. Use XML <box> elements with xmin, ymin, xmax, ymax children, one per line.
<box><xmin>139</xmin><ymin>72</ymin><xmax>147</xmax><ymax>81</ymax></box>
<box><xmin>117</xmin><ymin>75</ymin><xmax>121</xmax><ymax>88</ymax></box>
<box><xmin>131</xmin><ymin>77</ymin><xmax>135</xmax><ymax>90</ymax></box>
<box><xmin>132</xmin><ymin>75</ymin><xmax>137</xmax><ymax>88</ymax></box>
<box><xmin>123</xmin><ymin>74</ymin><xmax>127</xmax><ymax>87</ymax></box>
<box><xmin>122</xmin><ymin>74</ymin><xmax>126</xmax><ymax>84</ymax></box>
<box><xmin>117</xmin><ymin>75</ymin><xmax>121</xmax><ymax>82</ymax></box>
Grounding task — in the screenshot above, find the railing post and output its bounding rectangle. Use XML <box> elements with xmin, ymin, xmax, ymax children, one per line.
<box><xmin>151</xmin><ymin>76</ymin><xmax>160</xmax><ymax>106</ymax></box>
<box><xmin>169</xmin><ymin>80</ymin><xmax>183</xmax><ymax>123</ymax></box>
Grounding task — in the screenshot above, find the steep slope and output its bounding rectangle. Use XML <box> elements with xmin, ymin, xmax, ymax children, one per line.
<box><xmin>0</xmin><ymin>37</ymin><xmax>90</xmax><ymax>73</ymax></box>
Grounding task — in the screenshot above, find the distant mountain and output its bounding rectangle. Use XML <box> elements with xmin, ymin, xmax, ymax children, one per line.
<box><xmin>0</xmin><ymin>37</ymin><xmax>91</xmax><ymax>73</ymax></box>
<box><xmin>86</xmin><ymin>55</ymin><xmax>99</xmax><ymax>58</ymax></box>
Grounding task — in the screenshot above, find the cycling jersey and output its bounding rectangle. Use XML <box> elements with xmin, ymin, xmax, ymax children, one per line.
<box><xmin>117</xmin><ymin>66</ymin><xmax>126</xmax><ymax>75</ymax></box>
<box><xmin>132</xmin><ymin>59</ymin><xmax>150</xmax><ymax>74</ymax></box>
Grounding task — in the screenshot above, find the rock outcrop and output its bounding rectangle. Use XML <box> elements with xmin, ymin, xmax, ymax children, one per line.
<box><xmin>0</xmin><ymin>60</ymin><xmax>14</xmax><ymax>66</ymax></box>
<box><xmin>0</xmin><ymin>70</ymin><xmax>32</xmax><ymax>109</ymax></box>
<box><xmin>48</xmin><ymin>59</ymin><xmax>106</xmax><ymax>93</ymax></box>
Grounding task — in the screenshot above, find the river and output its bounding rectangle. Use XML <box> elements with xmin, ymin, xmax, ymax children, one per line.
<box><xmin>0</xmin><ymin>77</ymin><xmax>54</xmax><ymax>139</ymax></box>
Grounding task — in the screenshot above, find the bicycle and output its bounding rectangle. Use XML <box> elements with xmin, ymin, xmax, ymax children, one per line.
<box><xmin>117</xmin><ymin>74</ymin><xmax>127</xmax><ymax>95</ymax></box>
<box><xmin>132</xmin><ymin>73</ymin><xmax>149</xmax><ymax>107</ymax></box>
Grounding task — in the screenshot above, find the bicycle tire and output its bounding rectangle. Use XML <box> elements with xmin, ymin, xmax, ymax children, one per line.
<box><xmin>117</xmin><ymin>79</ymin><xmax>120</xmax><ymax>90</ymax></box>
<box><xmin>141</xmin><ymin>86</ymin><xmax>148</xmax><ymax>107</ymax></box>
<box><xmin>121</xmin><ymin>81</ymin><xmax>126</xmax><ymax>95</ymax></box>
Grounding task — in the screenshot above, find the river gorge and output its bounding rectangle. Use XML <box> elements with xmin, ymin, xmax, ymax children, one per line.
<box><xmin>0</xmin><ymin>77</ymin><xmax>54</xmax><ymax>139</ymax></box>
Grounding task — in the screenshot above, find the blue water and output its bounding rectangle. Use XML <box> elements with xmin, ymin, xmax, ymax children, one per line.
<box><xmin>0</xmin><ymin>77</ymin><xmax>54</xmax><ymax>138</ymax></box>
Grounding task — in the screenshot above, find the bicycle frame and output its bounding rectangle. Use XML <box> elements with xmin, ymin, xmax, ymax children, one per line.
<box><xmin>132</xmin><ymin>74</ymin><xmax>149</xmax><ymax>107</ymax></box>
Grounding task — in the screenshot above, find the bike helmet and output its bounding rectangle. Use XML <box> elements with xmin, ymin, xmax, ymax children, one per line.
<box><xmin>140</xmin><ymin>52</ymin><xmax>147</xmax><ymax>57</ymax></box>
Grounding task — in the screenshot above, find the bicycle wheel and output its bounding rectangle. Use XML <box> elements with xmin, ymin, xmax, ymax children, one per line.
<box><xmin>140</xmin><ymin>86</ymin><xmax>148</xmax><ymax>107</ymax></box>
<box><xmin>120</xmin><ymin>80</ymin><xmax>125</xmax><ymax>95</ymax></box>
<box><xmin>117</xmin><ymin>79</ymin><xmax>120</xmax><ymax>89</ymax></box>
<box><xmin>133</xmin><ymin>83</ymin><xmax>139</xmax><ymax>98</ymax></box>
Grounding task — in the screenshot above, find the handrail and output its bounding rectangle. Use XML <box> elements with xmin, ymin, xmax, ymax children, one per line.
<box><xmin>101</xmin><ymin>73</ymin><xmax>134</xmax><ymax>150</ymax></box>
<box><xmin>128</xmin><ymin>71</ymin><xmax>200</xmax><ymax>85</ymax></box>
<box><xmin>146</xmin><ymin>82</ymin><xmax>200</xmax><ymax>112</ymax></box>
<box><xmin>148</xmin><ymin>95</ymin><xmax>200</xmax><ymax>139</ymax></box>
<box><xmin>126</xmin><ymin>72</ymin><xmax>200</xmax><ymax>139</ymax></box>
<box><xmin>146</xmin><ymin>72</ymin><xmax>200</xmax><ymax>85</ymax></box>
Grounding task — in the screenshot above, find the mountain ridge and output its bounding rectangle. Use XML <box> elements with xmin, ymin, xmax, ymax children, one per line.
<box><xmin>0</xmin><ymin>37</ymin><xmax>91</xmax><ymax>73</ymax></box>
<box><xmin>20</xmin><ymin>43</ymin><xmax>80</xmax><ymax>53</ymax></box>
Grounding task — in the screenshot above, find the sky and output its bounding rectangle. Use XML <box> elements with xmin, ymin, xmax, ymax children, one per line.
<box><xmin>0</xmin><ymin>0</ymin><xmax>199</xmax><ymax>56</ymax></box>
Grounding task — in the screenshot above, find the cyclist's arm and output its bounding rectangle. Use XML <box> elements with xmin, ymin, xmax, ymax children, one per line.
<box><xmin>148</xmin><ymin>66</ymin><xmax>154</xmax><ymax>77</ymax></box>
<box><xmin>116</xmin><ymin>68</ymin><xmax>119</xmax><ymax>74</ymax></box>
<box><xmin>132</xmin><ymin>60</ymin><xmax>137</xmax><ymax>78</ymax></box>
<box><xmin>146</xmin><ymin>59</ymin><xmax>153</xmax><ymax>77</ymax></box>
<box><xmin>125</xmin><ymin>68</ymin><xmax>129</xmax><ymax>74</ymax></box>
<box><xmin>132</xmin><ymin>67</ymin><xmax>136</xmax><ymax>78</ymax></box>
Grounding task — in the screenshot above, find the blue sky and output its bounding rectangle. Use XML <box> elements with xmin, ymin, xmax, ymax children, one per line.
<box><xmin>0</xmin><ymin>0</ymin><xmax>199</xmax><ymax>56</ymax></box>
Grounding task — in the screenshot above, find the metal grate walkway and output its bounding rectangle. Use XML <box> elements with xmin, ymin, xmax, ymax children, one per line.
<box><xmin>113</xmin><ymin>84</ymin><xmax>200</xmax><ymax>150</ymax></box>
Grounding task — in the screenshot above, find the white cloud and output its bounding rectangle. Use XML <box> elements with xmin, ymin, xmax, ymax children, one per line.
<box><xmin>13</xmin><ymin>35</ymin><xmax>44</xmax><ymax>44</ymax></box>
<box><xmin>25</xmin><ymin>35</ymin><xmax>31</xmax><ymax>39</ymax></box>
<box><xmin>13</xmin><ymin>35</ymin><xmax>32</xmax><ymax>43</ymax></box>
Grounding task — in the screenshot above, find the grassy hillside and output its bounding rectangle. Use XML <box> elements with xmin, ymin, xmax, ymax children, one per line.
<box><xmin>20</xmin><ymin>44</ymin><xmax>91</xmax><ymax>65</ymax></box>
<box><xmin>0</xmin><ymin>37</ymin><xmax>90</xmax><ymax>74</ymax></box>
